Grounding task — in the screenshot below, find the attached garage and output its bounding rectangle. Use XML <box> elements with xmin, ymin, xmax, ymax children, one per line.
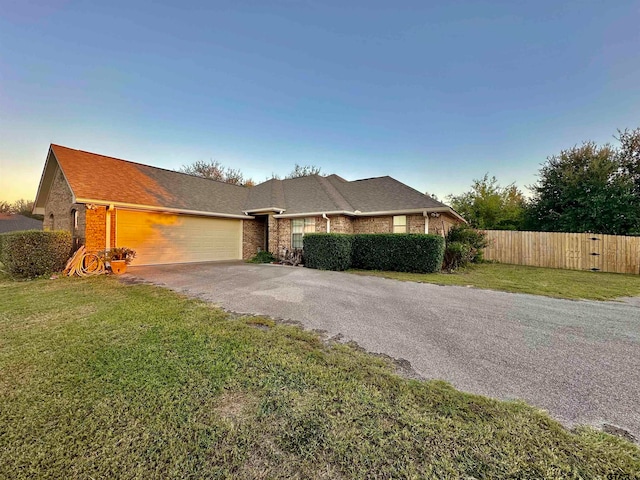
<box><xmin>116</xmin><ymin>209</ymin><xmax>243</xmax><ymax>265</ymax></box>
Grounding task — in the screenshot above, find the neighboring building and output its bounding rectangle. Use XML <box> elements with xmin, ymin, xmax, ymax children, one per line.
<box><xmin>33</xmin><ymin>144</ymin><xmax>464</xmax><ymax>265</ymax></box>
<box><xmin>0</xmin><ymin>214</ymin><xmax>43</xmax><ymax>234</ymax></box>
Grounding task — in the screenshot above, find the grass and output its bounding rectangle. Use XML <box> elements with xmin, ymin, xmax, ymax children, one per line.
<box><xmin>0</xmin><ymin>276</ymin><xmax>638</xmax><ymax>479</ymax></box>
<box><xmin>350</xmin><ymin>262</ymin><xmax>640</xmax><ymax>301</ymax></box>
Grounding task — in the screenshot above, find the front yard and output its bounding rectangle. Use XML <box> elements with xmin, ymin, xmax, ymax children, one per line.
<box><xmin>1</xmin><ymin>276</ymin><xmax>639</xmax><ymax>478</ymax></box>
<box><xmin>350</xmin><ymin>263</ymin><xmax>640</xmax><ymax>300</ymax></box>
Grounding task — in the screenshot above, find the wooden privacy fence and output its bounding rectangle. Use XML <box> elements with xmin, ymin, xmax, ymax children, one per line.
<box><xmin>482</xmin><ymin>230</ymin><xmax>640</xmax><ymax>274</ymax></box>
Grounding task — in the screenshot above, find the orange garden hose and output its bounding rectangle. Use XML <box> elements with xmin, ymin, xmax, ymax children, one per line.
<box><xmin>64</xmin><ymin>246</ymin><xmax>107</xmax><ymax>277</ymax></box>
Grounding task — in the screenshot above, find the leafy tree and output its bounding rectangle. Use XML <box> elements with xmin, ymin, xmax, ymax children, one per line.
<box><xmin>447</xmin><ymin>174</ymin><xmax>526</xmax><ymax>230</ymax></box>
<box><xmin>0</xmin><ymin>199</ymin><xmax>42</xmax><ymax>219</ymax></box>
<box><xmin>617</xmin><ymin>127</ymin><xmax>640</xmax><ymax>197</ymax></box>
<box><xmin>285</xmin><ymin>164</ymin><xmax>322</xmax><ymax>179</ymax></box>
<box><xmin>525</xmin><ymin>141</ymin><xmax>640</xmax><ymax>235</ymax></box>
<box><xmin>179</xmin><ymin>160</ymin><xmax>254</xmax><ymax>186</ymax></box>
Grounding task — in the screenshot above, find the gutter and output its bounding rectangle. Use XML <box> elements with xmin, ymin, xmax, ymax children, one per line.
<box><xmin>75</xmin><ymin>198</ymin><xmax>255</xmax><ymax>220</ymax></box>
<box><xmin>273</xmin><ymin>210</ymin><xmax>354</xmax><ymax>219</ymax></box>
<box><xmin>273</xmin><ymin>207</ymin><xmax>465</xmax><ymax>223</ymax></box>
<box><xmin>243</xmin><ymin>207</ymin><xmax>286</xmax><ymax>215</ymax></box>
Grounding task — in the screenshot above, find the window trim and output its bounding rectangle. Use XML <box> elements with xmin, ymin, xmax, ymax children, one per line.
<box><xmin>291</xmin><ymin>217</ymin><xmax>315</xmax><ymax>248</ymax></box>
<box><xmin>71</xmin><ymin>209</ymin><xmax>78</xmax><ymax>230</ymax></box>
<box><xmin>392</xmin><ymin>215</ymin><xmax>407</xmax><ymax>233</ymax></box>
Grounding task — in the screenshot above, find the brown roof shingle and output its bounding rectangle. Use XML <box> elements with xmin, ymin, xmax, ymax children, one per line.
<box><xmin>50</xmin><ymin>145</ymin><xmax>250</xmax><ymax>216</ymax></box>
<box><xmin>44</xmin><ymin>145</ymin><xmax>457</xmax><ymax>219</ymax></box>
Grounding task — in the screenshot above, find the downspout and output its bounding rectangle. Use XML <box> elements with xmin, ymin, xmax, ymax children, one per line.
<box><xmin>322</xmin><ymin>213</ymin><xmax>330</xmax><ymax>233</ymax></box>
<box><xmin>423</xmin><ymin>210</ymin><xmax>429</xmax><ymax>234</ymax></box>
<box><xmin>105</xmin><ymin>205</ymin><xmax>112</xmax><ymax>250</ymax></box>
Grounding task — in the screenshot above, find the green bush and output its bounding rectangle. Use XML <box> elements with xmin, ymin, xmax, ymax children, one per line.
<box><xmin>303</xmin><ymin>234</ymin><xmax>353</xmax><ymax>271</ymax></box>
<box><xmin>352</xmin><ymin>234</ymin><xmax>445</xmax><ymax>273</ymax></box>
<box><xmin>443</xmin><ymin>241</ymin><xmax>473</xmax><ymax>271</ymax></box>
<box><xmin>0</xmin><ymin>230</ymin><xmax>72</xmax><ymax>278</ymax></box>
<box><xmin>247</xmin><ymin>250</ymin><xmax>276</xmax><ymax>263</ymax></box>
<box><xmin>443</xmin><ymin>225</ymin><xmax>488</xmax><ymax>271</ymax></box>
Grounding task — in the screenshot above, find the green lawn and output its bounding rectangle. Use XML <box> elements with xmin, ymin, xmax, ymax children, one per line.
<box><xmin>350</xmin><ymin>263</ymin><xmax>640</xmax><ymax>300</ymax></box>
<box><xmin>1</xmin><ymin>276</ymin><xmax>638</xmax><ymax>479</ymax></box>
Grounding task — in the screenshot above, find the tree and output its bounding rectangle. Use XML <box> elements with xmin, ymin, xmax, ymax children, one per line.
<box><xmin>179</xmin><ymin>160</ymin><xmax>254</xmax><ymax>186</ymax></box>
<box><xmin>0</xmin><ymin>199</ymin><xmax>41</xmax><ymax>219</ymax></box>
<box><xmin>11</xmin><ymin>199</ymin><xmax>35</xmax><ymax>216</ymax></box>
<box><xmin>525</xmin><ymin>141</ymin><xmax>640</xmax><ymax>235</ymax></box>
<box><xmin>447</xmin><ymin>174</ymin><xmax>526</xmax><ymax>230</ymax></box>
<box><xmin>285</xmin><ymin>164</ymin><xmax>322</xmax><ymax>179</ymax></box>
<box><xmin>617</xmin><ymin>127</ymin><xmax>640</xmax><ymax>197</ymax></box>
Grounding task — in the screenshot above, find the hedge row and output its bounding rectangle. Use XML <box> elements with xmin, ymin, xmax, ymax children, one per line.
<box><xmin>303</xmin><ymin>233</ymin><xmax>445</xmax><ymax>273</ymax></box>
<box><xmin>0</xmin><ymin>230</ymin><xmax>72</xmax><ymax>278</ymax></box>
<box><xmin>303</xmin><ymin>234</ymin><xmax>353</xmax><ymax>271</ymax></box>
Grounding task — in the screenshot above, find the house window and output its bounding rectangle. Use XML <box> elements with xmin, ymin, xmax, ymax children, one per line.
<box><xmin>292</xmin><ymin>217</ymin><xmax>315</xmax><ymax>248</ymax></box>
<box><xmin>71</xmin><ymin>209</ymin><xmax>78</xmax><ymax>231</ymax></box>
<box><xmin>392</xmin><ymin>215</ymin><xmax>407</xmax><ymax>233</ymax></box>
<box><xmin>49</xmin><ymin>213</ymin><xmax>55</xmax><ymax>230</ymax></box>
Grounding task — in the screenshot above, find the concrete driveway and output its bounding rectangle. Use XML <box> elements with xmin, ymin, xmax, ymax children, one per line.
<box><xmin>127</xmin><ymin>262</ymin><xmax>640</xmax><ymax>440</ymax></box>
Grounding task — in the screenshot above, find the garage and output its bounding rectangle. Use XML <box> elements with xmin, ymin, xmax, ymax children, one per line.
<box><xmin>116</xmin><ymin>209</ymin><xmax>242</xmax><ymax>265</ymax></box>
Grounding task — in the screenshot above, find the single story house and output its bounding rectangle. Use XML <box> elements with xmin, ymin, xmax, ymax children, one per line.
<box><xmin>33</xmin><ymin>144</ymin><xmax>465</xmax><ymax>265</ymax></box>
<box><xmin>0</xmin><ymin>214</ymin><xmax>43</xmax><ymax>233</ymax></box>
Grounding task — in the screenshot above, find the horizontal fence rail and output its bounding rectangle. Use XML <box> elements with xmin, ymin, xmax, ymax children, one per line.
<box><xmin>482</xmin><ymin>230</ymin><xmax>640</xmax><ymax>275</ymax></box>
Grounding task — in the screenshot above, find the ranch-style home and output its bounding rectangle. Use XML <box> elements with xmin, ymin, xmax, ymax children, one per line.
<box><xmin>33</xmin><ymin>144</ymin><xmax>465</xmax><ymax>265</ymax></box>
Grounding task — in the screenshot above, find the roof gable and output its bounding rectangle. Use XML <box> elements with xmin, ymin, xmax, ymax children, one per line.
<box><xmin>34</xmin><ymin>144</ymin><xmax>461</xmax><ymax>220</ymax></box>
<box><xmin>36</xmin><ymin>145</ymin><xmax>251</xmax><ymax>217</ymax></box>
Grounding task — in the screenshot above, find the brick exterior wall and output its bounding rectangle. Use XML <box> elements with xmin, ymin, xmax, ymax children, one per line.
<box><xmin>352</xmin><ymin>216</ymin><xmax>393</xmax><ymax>233</ymax></box>
<box><xmin>408</xmin><ymin>214</ymin><xmax>425</xmax><ymax>233</ymax></box>
<box><xmin>267</xmin><ymin>215</ymin><xmax>352</xmax><ymax>254</ymax></box>
<box><xmin>264</xmin><ymin>213</ymin><xmax>462</xmax><ymax>254</ymax></box>
<box><xmin>426</xmin><ymin>212</ymin><xmax>458</xmax><ymax>236</ymax></box>
<box><xmin>351</xmin><ymin>213</ymin><xmax>460</xmax><ymax>236</ymax></box>
<box><xmin>267</xmin><ymin>215</ymin><xmax>279</xmax><ymax>254</ymax></box>
<box><xmin>242</xmin><ymin>219</ymin><xmax>266</xmax><ymax>259</ymax></box>
<box><xmin>315</xmin><ymin>216</ymin><xmax>328</xmax><ymax>233</ymax></box>
<box><xmin>277</xmin><ymin>217</ymin><xmax>292</xmax><ymax>252</ymax></box>
<box><xmin>329</xmin><ymin>215</ymin><xmax>353</xmax><ymax>233</ymax></box>
<box><xmin>43</xmin><ymin>165</ymin><xmax>86</xmax><ymax>246</ymax></box>
<box><xmin>85</xmin><ymin>206</ymin><xmax>107</xmax><ymax>252</ymax></box>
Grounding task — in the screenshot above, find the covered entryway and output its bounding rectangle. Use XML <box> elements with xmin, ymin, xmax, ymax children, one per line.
<box><xmin>116</xmin><ymin>209</ymin><xmax>242</xmax><ymax>265</ymax></box>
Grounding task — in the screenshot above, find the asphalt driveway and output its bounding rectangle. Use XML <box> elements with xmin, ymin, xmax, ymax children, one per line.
<box><xmin>127</xmin><ymin>262</ymin><xmax>640</xmax><ymax>440</ymax></box>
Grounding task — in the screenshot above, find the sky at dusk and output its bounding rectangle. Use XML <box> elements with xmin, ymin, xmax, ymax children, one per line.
<box><xmin>1</xmin><ymin>0</ymin><xmax>639</xmax><ymax>203</ymax></box>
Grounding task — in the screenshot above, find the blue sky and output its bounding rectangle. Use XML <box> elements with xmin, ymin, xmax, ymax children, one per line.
<box><xmin>1</xmin><ymin>0</ymin><xmax>639</xmax><ymax>202</ymax></box>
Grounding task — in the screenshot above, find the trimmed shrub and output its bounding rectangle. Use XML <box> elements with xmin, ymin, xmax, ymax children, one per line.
<box><xmin>0</xmin><ymin>230</ymin><xmax>72</xmax><ymax>278</ymax></box>
<box><xmin>442</xmin><ymin>225</ymin><xmax>488</xmax><ymax>271</ymax></box>
<box><xmin>303</xmin><ymin>233</ymin><xmax>353</xmax><ymax>271</ymax></box>
<box><xmin>352</xmin><ymin>234</ymin><xmax>445</xmax><ymax>273</ymax></box>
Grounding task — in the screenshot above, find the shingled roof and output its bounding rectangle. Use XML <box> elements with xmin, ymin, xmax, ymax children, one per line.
<box><xmin>34</xmin><ymin>144</ymin><xmax>462</xmax><ymax>220</ymax></box>
<box><xmin>0</xmin><ymin>214</ymin><xmax>43</xmax><ymax>233</ymax></box>
<box><xmin>244</xmin><ymin>173</ymin><xmax>452</xmax><ymax>216</ymax></box>
<box><xmin>34</xmin><ymin>145</ymin><xmax>252</xmax><ymax>218</ymax></box>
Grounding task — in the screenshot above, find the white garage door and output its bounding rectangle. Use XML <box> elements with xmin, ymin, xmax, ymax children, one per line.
<box><xmin>116</xmin><ymin>210</ymin><xmax>242</xmax><ymax>265</ymax></box>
